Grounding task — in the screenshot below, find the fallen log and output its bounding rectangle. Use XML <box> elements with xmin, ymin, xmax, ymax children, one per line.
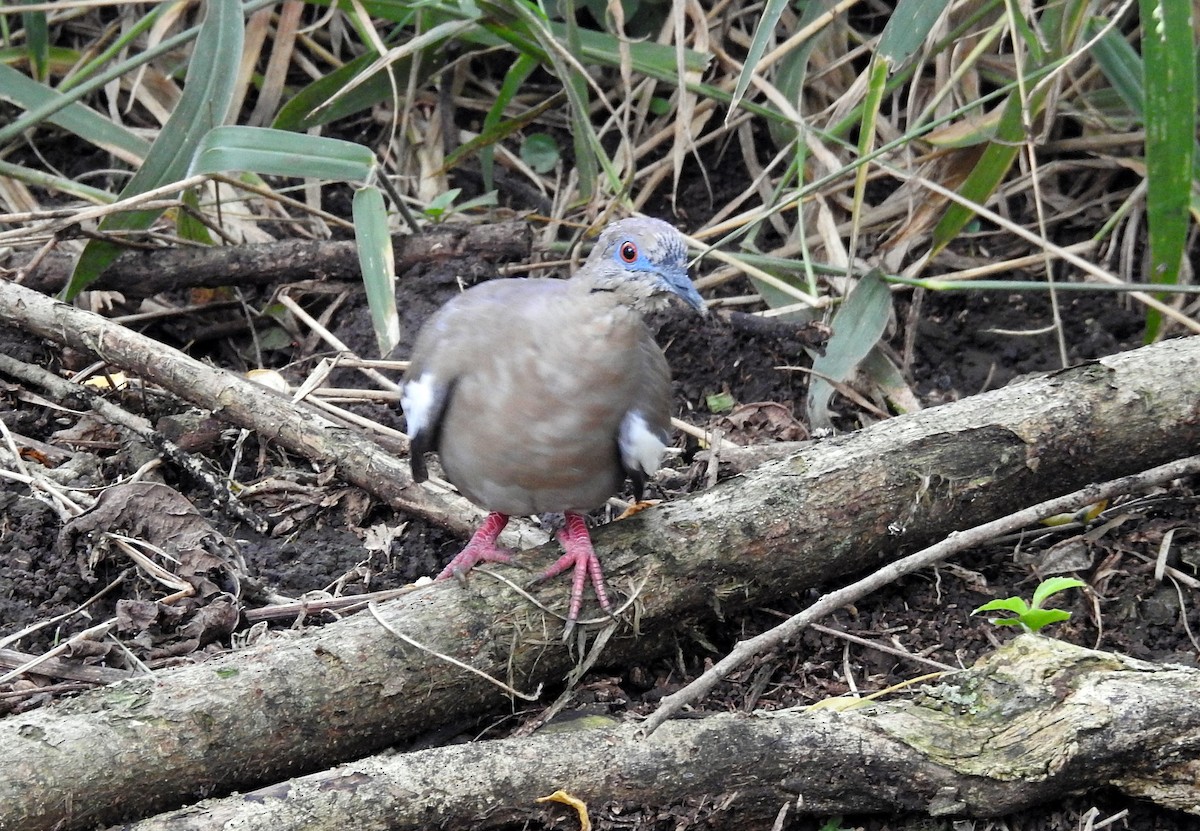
<box><xmin>0</xmin><ymin>274</ymin><xmax>1197</xmax><ymax>830</ymax></box>
<box><xmin>4</xmin><ymin>221</ymin><xmax>532</xmax><ymax>296</ymax></box>
<box><xmin>114</xmin><ymin>635</ymin><xmax>1200</xmax><ymax>830</ymax></box>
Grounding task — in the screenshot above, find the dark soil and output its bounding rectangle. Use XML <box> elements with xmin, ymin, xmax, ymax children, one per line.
<box><xmin>1</xmin><ymin>231</ymin><xmax>1197</xmax><ymax>831</ymax></box>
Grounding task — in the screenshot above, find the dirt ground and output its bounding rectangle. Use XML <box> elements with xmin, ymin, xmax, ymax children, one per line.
<box><xmin>1</xmin><ymin>227</ymin><xmax>1197</xmax><ymax>830</ymax></box>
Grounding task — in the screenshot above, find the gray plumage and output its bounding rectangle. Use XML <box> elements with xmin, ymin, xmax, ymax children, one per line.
<box><xmin>401</xmin><ymin>216</ymin><xmax>704</xmax><ymax>628</ymax></box>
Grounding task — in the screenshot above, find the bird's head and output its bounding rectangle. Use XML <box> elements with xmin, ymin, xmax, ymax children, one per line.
<box><xmin>581</xmin><ymin>217</ymin><xmax>706</xmax><ymax>314</ymax></box>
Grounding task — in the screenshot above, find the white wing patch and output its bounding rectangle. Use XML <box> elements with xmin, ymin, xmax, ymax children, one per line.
<box><xmin>401</xmin><ymin>372</ymin><xmax>438</xmax><ymax>437</ymax></box>
<box><xmin>619</xmin><ymin>411</ymin><xmax>666</xmax><ymax>476</ymax></box>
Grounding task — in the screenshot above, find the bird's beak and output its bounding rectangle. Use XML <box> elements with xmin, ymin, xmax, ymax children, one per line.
<box><xmin>665</xmin><ymin>269</ymin><xmax>707</xmax><ymax>315</ymax></box>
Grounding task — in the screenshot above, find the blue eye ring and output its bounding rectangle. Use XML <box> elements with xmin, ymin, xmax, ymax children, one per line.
<box><xmin>619</xmin><ymin>241</ymin><xmax>638</xmax><ymax>263</ymax></box>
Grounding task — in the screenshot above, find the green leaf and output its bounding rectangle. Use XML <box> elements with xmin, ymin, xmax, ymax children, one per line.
<box><xmin>806</xmin><ymin>270</ymin><xmax>892</xmax><ymax>429</ymax></box>
<box><xmin>648</xmin><ymin>96</ymin><xmax>672</xmax><ymax>117</ymax></box>
<box><xmin>859</xmin><ymin>347</ymin><xmax>920</xmax><ymax>415</ymax></box>
<box><xmin>444</xmin><ymin>89</ymin><xmax>562</xmax><ymax>180</ymax></box>
<box><xmin>423</xmin><ymin>189</ymin><xmax>461</xmax><ymax>219</ymax></box>
<box><xmin>1018</xmin><ymin>608</ymin><xmax>1073</xmax><ymax>633</ymax></box>
<box><xmin>0</xmin><ymin>0</ymin><xmax>278</xmax><ymax>148</ymax></box>
<box><xmin>988</xmin><ymin>617</ymin><xmax>1027</xmax><ymax>628</ymax></box>
<box><xmin>973</xmin><ymin>597</ymin><xmax>1032</xmax><ymax>617</ymax></box>
<box><xmin>353</xmin><ymin>186</ymin><xmax>399</xmax><ymax>357</ymax></box>
<box><xmin>1030</xmin><ymin>576</ymin><xmax>1086</xmax><ymax>609</ymax></box>
<box><xmin>0</xmin><ymin>63</ymin><xmax>151</xmax><ymax>163</ymax></box>
<box><xmin>0</xmin><ymin>158</ymin><xmax>115</xmax><ymax>205</ymax></box>
<box><xmin>281</xmin><ymin>2</ymin><xmax>705</xmax><ymax>133</ymax></box>
<box><xmin>849</xmin><ymin>58</ymin><xmax>888</xmax><ymax>262</ymax></box>
<box><xmin>176</xmin><ymin>188</ymin><xmax>214</xmax><ymax>245</ymax></box>
<box><xmin>275</xmin><ymin>51</ymin><xmax>432</xmax><ymax>131</ymax></box>
<box><xmin>520</xmin><ymin>133</ymin><xmax>560</xmax><ymax>174</ymax></box>
<box><xmin>452</xmin><ymin>191</ymin><xmax>498</xmax><ymax>213</ymax></box>
<box><xmin>64</xmin><ymin>0</ymin><xmax>244</xmax><ymax>299</ymax></box>
<box><xmin>476</xmin><ymin>0</ymin><xmax>617</xmax><ymax>196</ymax></box>
<box><xmin>706</xmin><ymin>392</ymin><xmax>736</xmax><ymax>414</ymax></box>
<box><xmin>1091</xmin><ymin>24</ymin><xmax>1145</xmax><ymax>116</ymax></box>
<box><xmin>190</xmin><ymin>126</ymin><xmax>375</xmax><ymax>181</ymax></box>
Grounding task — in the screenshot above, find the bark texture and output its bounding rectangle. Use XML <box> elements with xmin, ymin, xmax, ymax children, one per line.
<box><xmin>117</xmin><ymin>636</ymin><xmax>1200</xmax><ymax>830</ymax></box>
<box><xmin>0</xmin><ymin>272</ymin><xmax>1197</xmax><ymax>830</ymax></box>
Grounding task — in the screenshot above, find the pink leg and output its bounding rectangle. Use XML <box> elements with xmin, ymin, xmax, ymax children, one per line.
<box><xmin>538</xmin><ymin>512</ymin><xmax>613</xmax><ymax>627</ymax></box>
<box><xmin>436</xmin><ymin>512</ymin><xmax>513</xmax><ymax>580</ymax></box>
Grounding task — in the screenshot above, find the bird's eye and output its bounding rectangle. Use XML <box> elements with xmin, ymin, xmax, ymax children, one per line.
<box><xmin>619</xmin><ymin>241</ymin><xmax>638</xmax><ymax>263</ymax></box>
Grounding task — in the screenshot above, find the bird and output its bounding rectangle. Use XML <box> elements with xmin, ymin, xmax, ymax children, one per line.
<box><xmin>400</xmin><ymin>217</ymin><xmax>705</xmax><ymax>632</ymax></box>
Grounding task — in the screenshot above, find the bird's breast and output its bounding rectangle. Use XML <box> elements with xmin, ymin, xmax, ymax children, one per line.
<box><xmin>437</xmin><ymin>307</ymin><xmax>655</xmax><ymax>515</ymax></box>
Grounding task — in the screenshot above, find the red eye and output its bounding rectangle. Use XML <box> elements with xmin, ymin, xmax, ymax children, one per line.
<box><xmin>619</xmin><ymin>241</ymin><xmax>638</xmax><ymax>263</ymax></box>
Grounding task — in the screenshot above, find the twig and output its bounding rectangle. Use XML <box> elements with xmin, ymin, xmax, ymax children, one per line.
<box><xmin>274</xmin><ymin>292</ymin><xmax>400</xmax><ymax>392</ymax></box>
<box><xmin>807</xmin><ymin>622</ymin><xmax>957</xmax><ymax>672</ymax></box>
<box><xmin>640</xmin><ymin>453</ymin><xmax>1200</xmax><ymax>736</ymax></box>
<box><xmin>477</xmin><ymin>565</ymin><xmax>651</xmax><ymax>630</ymax></box>
<box><xmin>0</xmin><ymin>618</ymin><xmax>119</xmax><ymax>686</ymax></box>
<box><xmin>0</xmin><ymin>351</ymin><xmax>267</xmax><ymax>532</ymax></box>
<box><xmin>514</xmin><ymin>624</ymin><xmax>621</xmax><ymax>738</ymax></box>
<box><xmin>0</xmin><ymin>649</ymin><xmax>133</xmax><ymax>685</ymax></box>
<box><xmin>670</xmin><ymin>417</ymin><xmax>739</xmax><ymax>451</ymax></box>
<box><xmin>367</xmin><ymin>603</ymin><xmax>542</xmax><ymax>701</ymax></box>
<box><xmin>0</xmin><ymin>570</ymin><xmax>130</xmax><ymax>651</ymax></box>
<box><xmin>243</xmin><ymin>585</ymin><xmax>423</xmax><ymax>622</ymax></box>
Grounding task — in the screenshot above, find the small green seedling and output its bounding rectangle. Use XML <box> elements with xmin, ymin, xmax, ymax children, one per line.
<box><xmin>972</xmin><ymin>576</ymin><xmax>1087</xmax><ymax>633</ymax></box>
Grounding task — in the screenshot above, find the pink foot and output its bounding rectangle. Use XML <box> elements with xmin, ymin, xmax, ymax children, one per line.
<box><xmin>538</xmin><ymin>512</ymin><xmax>613</xmax><ymax>628</ymax></box>
<box><xmin>436</xmin><ymin>512</ymin><xmax>513</xmax><ymax>580</ymax></box>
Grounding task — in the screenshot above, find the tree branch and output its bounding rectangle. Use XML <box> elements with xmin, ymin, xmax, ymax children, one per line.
<box><xmin>5</xmin><ymin>222</ymin><xmax>532</xmax><ymax>296</ymax></box>
<box><xmin>119</xmin><ymin>636</ymin><xmax>1200</xmax><ymax>829</ymax></box>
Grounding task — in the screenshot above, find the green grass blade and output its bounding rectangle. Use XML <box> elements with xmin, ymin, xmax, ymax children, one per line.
<box><xmin>806</xmin><ymin>270</ymin><xmax>892</xmax><ymax>429</ymax></box>
<box><xmin>190</xmin><ymin>126</ymin><xmax>375</xmax><ymax>181</ymax></box>
<box><xmin>883</xmin><ymin>273</ymin><xmax>1200</xmax><ymax>294</ymax></box>
<box><xmin>570</xmin><ymin>24</ymin><xmax>709</xmax><ymax>75</ymax></box>
<box><xmin>0</xmin><ymin>63</ymin><xmax>151</xmax><ymax>163</ymax></box>
<box><xmin>477</xmin><ymin>0</ymin><xmax>620</xmax><ymax>196</ymax></box>
<box><xmin>20</xmin><ymin>1</ymin><xmax>48</xmax><ymax>82</ymax></box>
<box><xmin>0</xmin><ymin>0</ymin><xmax>275</xmax><ymax>148</ymax></box>
<box><xmin>58</xmin><ymin>1</ymin><xmax>167</xmax><ymax>92</ymax></box>
<box><xmin>353</xmin><ymin>186</ymin><xmax>399</xmax><ymax>357</ymax></box>
<box><xmin>559</xmin><ymin>0</ymin><xmax>596</xmax><ymax>197</ymax></box>
<box><xmin>1090</xmin><ymin>22</ymin><xmax>1145</xmax><ymax>116</ymax></box>
<box><xmin>0</xmin><ymin>158</ymin><xmax>114</xmax><ymax>204</ymax></box>
<box><xmin>65</xmin><ymin>0</ymin><xmax>244</xmax><ymax>300</ymax></box>
<box><xmin>1139</xmin><ymin>0</ymin><xmax>1195</xmax><ymax>339</ymax></box>
<box><xmin>1004</xmin><ymin>0</ymin><xmax>1048</xmax><ymax>64</ymax></box>
<box><xmin>476</xmin><ymin>53</ymin><xmax>539</xmax><ymax>190</ymax></box>
<box><xmin>876</xmin><ymin>0</ymin><xmax>950</xmax><ymax>66</ymax></box>
<box><xmin>728</xmin><ymin>0</ymin><xmax>792</xmax><ymax>117</ymax></box>
<box><xmin>850</xmin><ymin>57</ymin><xmax>888</xmax><ymax>262</ymax></box>
<box><xmin>177</xmin><ymin>188</ymin><xmax>215</xmax><ymax>246</ymax></box>
<box><xmin>274</xmin><ymin>53</ymin><xmax>416</xmax><ymax>131</ymax></box>
<box><xmin>930</xmin><ymin>92</ymin><xmax>1024</xmax><ymax>254</ymax></box>
<box><xmin>275</xmin><ymin>2</ymin><xmax>705</xmax><ymax>132</ymax></box>
<box><xmin>1091</xmin><ymin>19</ymin><xmax>1200</xmax><ymax>193</ymax></box>
<box><xmin>302</xmin><ymin>0</ymin><xmax>709</xmax><ymax>74</ymax></box>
